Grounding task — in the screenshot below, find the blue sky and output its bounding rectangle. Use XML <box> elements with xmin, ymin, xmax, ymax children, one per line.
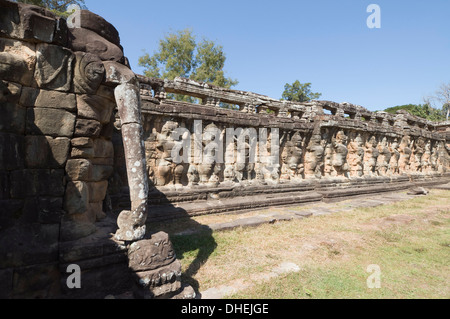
<box><xmin>83</xmin><ymin>0</ymin><xmax>449</xmax><ymax>112</ymax></box>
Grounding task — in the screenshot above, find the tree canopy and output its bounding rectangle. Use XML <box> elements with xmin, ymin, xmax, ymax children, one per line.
<box><xmin>281</xmin><ymin>80</ymin><xmax>322</xmax><ymax>102</ymax></box>
<box><xmin>383</xmin><ymin>104</ymin><xmax>446</xmax><ymax>122</ymax></box>
<box><xmin>14</xmin><ymin>0</ymin><xmax>86</xmax><ymax>14</ymax></box>
<box><xmin>139</xmin><ymin>29</ymin><xmax>238</xmax><ymax>104</ymax></box>
<box><xmin>139</xmin><ymin>29</ymin><xmax>238</xmax><ymax>103</ymax></box>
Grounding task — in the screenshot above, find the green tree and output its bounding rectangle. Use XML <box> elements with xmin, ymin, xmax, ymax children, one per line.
<box><xmin>443</xmin><ymin>103</ymin><xmax>450</xmax><ymax>121</ymax></box>
<box><xmin>192</xmin><ymin>39</ymin><xmax>238</xmax><ymax>88</ymax></box>
<box><xmin>281</xmin><ymin>80</ymin><xmax>322</xmax><ymax>102</ymax></box>
<box><xmin>15</xmin><ymin>0</ymin><xmax>86</xmax><ymax>14</ymax></box>
<box><xmin>423</xmin><ymin>82</ymin><xmax>450</xmax><ymax>121</ymax></box>
<box><xmin>434</xmin><ymin>83</ymin><xmax>450</xmax><ymax>121</ymax></box>
<box><xmin>383</xmin><ymin>104</ymin><xmax>445</xmax><ymax>122</ymax></box>
<box><xmin>139</xmin><ymin>29</ymin><xmax>238</xmax><ymax>103</ymax></box>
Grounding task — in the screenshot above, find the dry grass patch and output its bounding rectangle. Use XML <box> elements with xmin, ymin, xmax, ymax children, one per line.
<box><xmin>169</xmin><ymin>190</ymin><xmax>450</xmax><ymax>298</ymax></box>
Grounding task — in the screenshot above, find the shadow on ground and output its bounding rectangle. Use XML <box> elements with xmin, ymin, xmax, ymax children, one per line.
<box><xmin>145</xmin><ymin>188</ymin><xmax>217</xmax><ymax>297</ymax></box>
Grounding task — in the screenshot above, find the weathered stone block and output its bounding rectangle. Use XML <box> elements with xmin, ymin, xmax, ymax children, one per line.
<box><xmin>78</xmin><ymin>10</ymin><xmax>121</xmax><ymax>47</ymax></box>
<box><xmin>0</xmin><ymin>199</ymin><xmax>23</xmax><ymax>229</ymax></box>
<box><xmin>74</xmin><ymin>118</ymin><xmax>102</xmax><ymax>137</ymax></box>
<box><xmin>17</xmin><ymin>86</ymin><xmax>38</xmax><ymax>106</ymax></box>
<box><xmin>0</xmin><ymin>223</ymin><xmax>59</xmax><ymax>269</ymax></box>
<box><xmin>0</xmin><ymin>38</ymin><xmax>36</xmax><ymax>86</ymax></box>
<box><xmin>22</xmin><ymin>6</ymin><xmax>56</xmax><ymax>43</ymax></box>
<box><xmin>26</xmin><ymin>107</ymin><xmax>76</xmax><ymax>137</ymax></box>
<box><xmin>71</xmin><ymin>138</ymin><xmax>114</xmax><ymax>159</ymax></box>
<box><xmin>77</xmin><ymin>94</ymin><xmax>115</xmax><ymax>124</ymax></box>
<box><xmin>10</xmin><ymin>169</ymin><xmax>65</xmax><ymax>198</ymax></box>
<box><xmin>99</xmin><ymin>114</ymin><xmax>115</xmax><ymax>139</ymax></box>
<box><xmin>34</xmin><ymin>43</ymin><xmax>74</xmax><ymax>91</ymax></box>
<box><xmin>5</xmin><ymin>3</ymin><xmax>58</xmax><ymax>44</ymax></box>
<box><xmin>90</xmin><ymin>157</ymin><xmax>114</xmax><ymax>166</ymax></box>
<box><xmin>0</xmin><ymin>80</ymin><xmax>22</xmax><ymax>104</ymax></box>
<box><xmin>25</xmin><ymin>135</ymin><xmax>70</xmax><ymax>168</ymax></box>
<box><xmin>133</xmin><ymin>260</ymin><xmax>182</xmax><ymax>299</ymax></box>
<box><xmin>0</xmin><ymin>171</ymin><xmax>9</xmax><ymax>200</ymax></box>
<box><xmin>65</xmin><ymin>159</ymin><xmax>92</xmax><ymax>181</ymax></box>
<box><xmin>59</xmin><ymin>262</ymin><xmax>130</xmax><ymax>298</ymax></box>
<box><xmin>59</xmin><ymin>219</ymin><xmax>97</xmax><ymax>242</ymax></box>
<box><xmin>20</xmin><ymin>87</ymin><xmax>76</xmax><ymax>111</ymax></box>
<box><xmin>88</xmin><ymin>201</ymin><xmax>106</xmax><ymax>221</ymax></box>
<box><xmin>70</xmin><ymin>145</ymin><xmax>95</xmax><ymax>159</ymax></box>
<box><xmin>91</xmin><ymin>165</ymin><xmax>114</xmax><ymax>182</ymax></box>
<box><xmin>96</xmin><ymin>85</ymin><xmax>116</xmax><ymax>102</ymax></box>
<box><xmin>37</xmin><ymin>196</ymin><xmax>64</xmax><ymax>224</ymax></box>
<box><xmin>64</xmin><ymin>181</ymin><xmax>89</xmax><ymax>215</ymax></box>
<box><xmin>68</xmin><ymin>27</ymin><xmax>124</xmax><ymax>62</ymax></box>
<box><xmin>18</xmin><ymin>197</ymin><xmax>40</xmax><ymax>224</ymax></box>
<box><xmin>128</xmin><ymin>232</ymin><xmax>176</xmax><ymax>272</ymax></box>
<box><xmin>71</xmin><ymin>137</ymin><xmax>93</xmax><ymax>148</ymax></box>
<box><xmin>87</xmin><ymin>180</ymin><xmax>108</xmax><ymax>203</ymax></box>
<box><xmin>66</xmin><ymin>159</ymin><xmax>112</xmax><ymax>182</ymax></box>
<box><xmin>0</xmin><ymin>268</ymin><xmax>13</xmax><ymax>299</ymax></box>
<box><xmin>53</xmin><ymin>17</ymin><xmax>68</xmax><ymax>47</ymax></box>
<box><xmin>65</xmin><ymin>159</ymin><xmax>111</xmax><ymax>184</ymax></box>
<box><xmin>12</xmin><ymin>263</ymin><xmax>60</xmax><ymax>299</ymax></box>
<box><xmin>0</xmin><ymin>102</ymin><xmax>26</xmax><ymax>134</ymax></box>
<box><xmin>0</xmin><ymin>132</ymin><xmax>25</xmax><ymax>171</ymax></box>
<box><xmin>0</xmin><ymin>0</ymin><xmax>21</xmax><ymax>39</ymax></box>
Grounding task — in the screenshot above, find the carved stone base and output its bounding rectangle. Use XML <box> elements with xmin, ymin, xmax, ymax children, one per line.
<box><xmin>128</xmin><ymin>231</ymin><xmax>195</xmax><ymax>299</ymax></box>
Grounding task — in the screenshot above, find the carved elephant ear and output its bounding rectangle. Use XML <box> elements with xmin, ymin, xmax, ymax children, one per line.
<box><xmin>73</xmin><ymin>52</ymin><xmax>105</xmax><ymax>94</ymax></box>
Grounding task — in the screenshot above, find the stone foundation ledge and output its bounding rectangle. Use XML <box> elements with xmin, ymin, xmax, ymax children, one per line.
<box><xmin>143</xmin><ymin>174</ymin><xmax>450</xmax><ymax>221</ymax></box>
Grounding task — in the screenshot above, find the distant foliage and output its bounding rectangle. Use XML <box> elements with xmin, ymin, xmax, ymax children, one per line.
<box><xmin>139</xmin><ymin>29</ymin><xmax>238</xmax><ymax>103</ymax></box>
<box><xmin>15</xmin><ymin>0</ymin><xmax>87</xmax><ymax>15</ymax></box>
<box><xmin>383</xmin><ymin>104</ymin><xmax>446</xmax><ymax>122</ymax></box>
<box><xmin>281</xmin><ymin>80</ymin><xmax>322</xmax><ymax>102</ymax></box>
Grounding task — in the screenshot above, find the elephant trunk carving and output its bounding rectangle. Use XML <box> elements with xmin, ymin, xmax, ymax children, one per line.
<box><xmin>104</xmin><ymin>61</ymin><xmax>149</xmax><ymax>241</ymax></box>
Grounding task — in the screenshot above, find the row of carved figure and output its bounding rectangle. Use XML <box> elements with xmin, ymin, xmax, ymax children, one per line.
<box><xmin>143</xmin><ymin>120</ymin><xmax>449</xmax><ymax>188</ymax></box>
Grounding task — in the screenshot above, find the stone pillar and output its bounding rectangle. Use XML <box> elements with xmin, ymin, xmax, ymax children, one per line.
<box><xmin>103</xmin><ymin>50</ymin><xmax>194</xmax><ymax>300</ymax></box>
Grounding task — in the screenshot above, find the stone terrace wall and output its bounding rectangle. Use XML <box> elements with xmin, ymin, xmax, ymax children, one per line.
<box><xmin>124</xmin><ymin>76</ymin><xmax>450</xmax><ymax>218</ymax></box>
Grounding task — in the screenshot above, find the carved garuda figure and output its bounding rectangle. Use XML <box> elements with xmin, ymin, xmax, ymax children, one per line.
<box><xmin>421</xmin><ymin>140</ymin><xmax>432</xmax><ymax>174</ymax></box>
<box><xmin>331</xmin><ymin>130</ymin><xmax>349</xmax><ymax>178</ymax></box>
<box><xmin>154</xmin><ymin>121</ymin><xmax>179</xmax><ymax>187</ymax></box>
<box><xmin>398</xmin><ymin>136</ymin><xmax>412</xmax><ymax>174</ymax></box>
<box><xmin>410</xmin><ymin>138</ymin><xmax>425</xmax><ymax>173</ymax></box>
<box><xmin>347</xmin><ymin>133</ymin><xmax>364</xmax><ymax>178</ymax></box>
<box><xmin>389</xmin><ymin>138</ymin><xmax>401</xmax><ymax>175</ymax></box>
<box><xmin>364</xmin><ymin>135</ymin><xmax>379</xmax><ymax>177</ymax></box>
<box><xmin>304</xmin><ymin>134</ymin><xmax>325</xmax><ymax>179</ymax></box>
<box><xmin>281</xmin><ymin>131</ymin><xmax>304</xmax><ymax>181</ymax></box>
<box><xmin>376</xmin><ymin>137</ymin><xmax>391</xmax><ymax>176</ymax></box>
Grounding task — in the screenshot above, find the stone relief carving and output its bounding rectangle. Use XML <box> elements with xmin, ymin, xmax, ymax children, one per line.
<box><xmin>304</xmin><ymin>134</ymin><xmax>325</xmax><ymax>179</ymax></box>
<box><xmin>398</xmin><ymin>136</ymin><xmax>412</xmax><ymax>175</ymax></box>
<box><xmin>389</xmin><ymin>138</ymin><xmax>400</xmax><ymax>176</ymax></box>
<box><xmin>363</xmin><ymin>135</ymin><xmax>379</xmax><ymax>177</ymax></box>
<box><xmin>347</xmin><ymin>133</ymin><xmax>364</xmax><ymax>178</ymax></box>
<box><xmin>331</xmin><ymin>130</ymin><xmax>349</xmax><ymax>178</ymax></box>
<box><xmin>142</xmin><ymin>120</ymin><xmax>449</xmax><ymax>189</ymax></box>
<box><xmin>376</xmin><ymin>137</ymin><xmax>391</xmax><ymax>176</ymax></box>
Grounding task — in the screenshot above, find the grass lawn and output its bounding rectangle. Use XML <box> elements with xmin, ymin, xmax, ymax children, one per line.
<box><xmin>168</xmin><ymin>190</ymin><xmax>450</xmax><ymax>299</ymax></box>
